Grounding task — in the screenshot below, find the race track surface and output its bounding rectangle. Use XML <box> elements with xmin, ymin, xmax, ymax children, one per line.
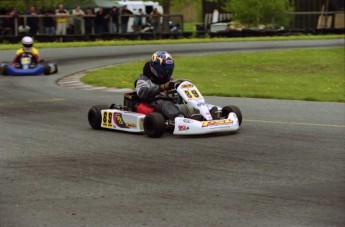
<box><xmin>0</xmin><ymin>40</ymin><xmax>344</xmax><ymax>227</ymax></box>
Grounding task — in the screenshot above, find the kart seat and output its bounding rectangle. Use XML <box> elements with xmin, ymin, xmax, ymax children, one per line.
<box><xmin>124</xmin><ymin>91</ymin><xmax>140</xmax><ymax>112</ymax></box>
<box><xmin>123</xmin><ymin>91</ymin><xmax>155</xmax><ymax>115</ymax></box>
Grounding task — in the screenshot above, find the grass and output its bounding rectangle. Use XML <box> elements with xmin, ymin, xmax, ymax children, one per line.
<box><xmin>0</xmin><ymin>34</ymin><xmax>343</xmax><ymax>50</ymax></box>
<box><xmin>2</xmin><ymin>34</ymin><xmax>343</xmax><ymax>102</ymax></box>
<box><xmin>81</xmin><ymin>47</ymin><xmax>345</xmax><ymax>102</ymax></box>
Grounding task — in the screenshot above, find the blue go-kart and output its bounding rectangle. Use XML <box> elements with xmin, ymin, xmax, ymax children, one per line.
<box><xmin>0</xmin><ymin>53</ymin><xmax>58</xmax><ymax>76</ymax></box>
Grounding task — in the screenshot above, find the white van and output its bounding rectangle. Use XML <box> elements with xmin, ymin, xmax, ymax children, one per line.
<box><xmin>94</xmin><ymin>0</ymin><xmax>163</xmax><ymax>32</ymax></box>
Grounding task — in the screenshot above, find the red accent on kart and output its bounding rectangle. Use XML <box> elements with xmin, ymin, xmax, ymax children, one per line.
<box><xmin>137</xmin><ymin>102</ymin><xmax>155</xmax><ymax>115</ymax></box>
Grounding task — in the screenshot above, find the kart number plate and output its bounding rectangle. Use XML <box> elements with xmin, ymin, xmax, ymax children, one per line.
<box><xmin>183</xmin><ymin>89</ymin><xmax>203</xmax><ymax>100</ymax></box>
<box><xmin>50</xmin><ymin>65</ymin><xmax>56</xmax><ymax>73</ymax></box>
<box><xmin>20</xmin><ymin>57</ymin><xmax>31</xmax><ymax>65</ymax></box>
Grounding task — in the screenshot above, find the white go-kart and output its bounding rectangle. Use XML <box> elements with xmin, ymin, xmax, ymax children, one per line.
<box><xmin>88</xmin><ymin>79</ymin><xmax>242</xmax><ymax>138</ymax></box>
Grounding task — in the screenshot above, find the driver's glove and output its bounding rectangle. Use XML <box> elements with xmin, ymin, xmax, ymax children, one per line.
<box><xmin>160</xmin><ymin>81</ymin><xmax>175</xmax><ymax>91</ymax></box>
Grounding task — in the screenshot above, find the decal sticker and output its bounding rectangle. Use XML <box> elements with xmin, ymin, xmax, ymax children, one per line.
<box><xmin>126</xmin><ymin>123</ymin><xmax>137</xmax><ymax>128</ymax></box>
<box><xmin>113</xmin><ymin>112</ymin><xmax>129</xmax><ymax>128</ymax></box>
<box><xmin>202</xmin><ymin>119</ymin><xmax>232</xmax><ymax>127</ymax></box>
<box><xmin>181</xmin><ymin>84</ymin><xmax>194</xmax><ymax>89</ymax></box>
<box><xmin>178</xmin><ymin>125</ymin><xmax>189</xmax><ymax>131</ymax></box>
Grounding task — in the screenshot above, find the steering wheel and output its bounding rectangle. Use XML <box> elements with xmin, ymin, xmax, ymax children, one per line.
<box><xmin>172</xmin><ymin>79</ymin><xmax>192</xmax><ymax>89</ymax></box>
<box><xmin>150</xmin><ymin>79</ymin><xmax>192</xmax><ymax>103</ymax></box>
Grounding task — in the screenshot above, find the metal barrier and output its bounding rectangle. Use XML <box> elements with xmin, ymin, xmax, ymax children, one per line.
<box><xmin>0</xmin><ymin>14</ymin><xmax>184</xmax><ymax>36</ymax></box>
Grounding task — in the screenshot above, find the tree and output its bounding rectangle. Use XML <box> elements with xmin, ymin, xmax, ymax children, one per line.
<box><xmin>0</xmin><ymin>0</ymin><xmax>91</xmax><ymax>12</ymax></box>
<box><xmin>223</xmin><ymin>0</ymin><xmax>294</xmax><ymax>28</ymax></box>
<box><xmin>153</xmin><ymin>0</ymin><xmax>201</xmax><ymax>31</ymax></box>
<box><xmin>154</xmin><ymin>0</ymin><xmax>202</xmax><ymax>14</ymax></box>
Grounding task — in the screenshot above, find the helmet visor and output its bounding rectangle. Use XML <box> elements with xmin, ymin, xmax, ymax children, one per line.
<box><xmin>159</xmin><ymin>65</ymin><xmax>174</xmax><ymax>82</ymax></box>
<box><xmin>23</xmin><ymin>43</ymin><xmax>33</xmax><ymax>48</ymax></box>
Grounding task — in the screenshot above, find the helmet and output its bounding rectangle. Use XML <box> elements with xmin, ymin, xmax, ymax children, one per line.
<box><xmin>150</xmin><ymin>51</ymin><xmax>174</xmax><ymax>84</ymax></box>
<box><xmin>22</xmin><ymin>36</ymin><xmax>33</xmax><ymax>52</ymax></box>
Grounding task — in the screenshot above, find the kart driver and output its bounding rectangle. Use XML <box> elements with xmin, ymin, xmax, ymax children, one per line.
<box><xmin>135</xmin><ymin>51</ymin><xmax>183</xmax><ymax>121</ymax></box>
<box><xmin>12</xmin><ymin>36</ymin><xmax>39</xmax><ymax>67</ymax></box>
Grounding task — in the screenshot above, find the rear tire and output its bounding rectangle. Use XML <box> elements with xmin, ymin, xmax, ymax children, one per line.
<box><xmin>1</xmin><ymin>65</ymin><xmax>9</xmax><ymax>76</ymax></box>
<box><xmin>88</xmin><ymin>105</ymin><xmax>109</xmax><ymax>130</ymax></box>
<box><xmin>144</xmin><ymin>112</ymin><xmax>166</xmax><ymax>138</ymax></box>
<box><xmin>44</xmin><ymin>64</ymin><xmax>51</xmax><ymax>75</ymax></box>
<box><xmin>222</xmin><ymin>105</ymin><xmax>242</xmax><ymax>126</ymax></box>
<box><xmin>53</xmin><ymin>64</ymin><xmax>58</xmax><ymax>73</ymax></box>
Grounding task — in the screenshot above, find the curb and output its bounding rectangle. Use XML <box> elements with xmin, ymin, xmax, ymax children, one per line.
<box><xmin>57</xmin><ymin>69</ymin><xmax>133</xmax><ymax>93</ymax></box>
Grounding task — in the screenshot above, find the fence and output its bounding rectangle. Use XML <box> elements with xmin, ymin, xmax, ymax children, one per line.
<box><xmin>284</xmin><ymin>11</ymin><xmax>345</xmax><ymax>30</ymax></box>
<box><xmin>200</xmin><ymin>11</ymin><xmax>344</xmax><ymax>32</ymax></box>
<box><xmin>0</xmin><ymin>14</ymin><xmax>184</xmax><ymax>36</ymax></box>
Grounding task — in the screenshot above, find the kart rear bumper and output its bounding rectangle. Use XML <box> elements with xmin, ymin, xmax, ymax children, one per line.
<box><xmin>6</xmin><ymin>65</ymin><xmax>45</xmax><ymax>76</ymax></box>
<box><xmin>1</xmin><ymin>62</ymin><xmax>58</xmax><ymax>76</ymax></box>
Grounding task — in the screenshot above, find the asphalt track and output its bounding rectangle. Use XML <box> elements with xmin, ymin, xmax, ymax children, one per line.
<box><xmin>0</xmin><ymin>39</ymin><xmax>344</xmax><ymax>227</ymax></box>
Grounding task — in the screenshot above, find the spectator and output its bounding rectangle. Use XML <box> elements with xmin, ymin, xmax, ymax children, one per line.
<box><xmin>121</xmin><ymin>5</ymin><xmax>133</xmax><ymax>33</ymax></box>
<box><xmin>84</xmin><ymin>7</ymin><xmax>94</xmax><ymax>34</ymax></box>
<box><xmin>109</xmin><ymin>6</ymin><xmax>119</xmax><ymax>33</ymax></box>
<box><xmin>72</xmin><ymin>5</ymin><xmax>85</xmax><ymax>34</ymax></box>
<box><xmin>0</xmin><ymin>8</ymin><xmax>6</xmax><ymax>34</ymax></box>
<box><xmin>55</xmin><ymin>3</ymin><xmax>69</xmax><ymax>35</ymax></box>
<box><xmin>27</xmin><ymin>5</ymin><xmax>39</xmax><ymax>35</ymax></box>
<box><xmin>8</xmin><ymin>8</ymin><xmax>19</xmax><ymax>35</ymax></box>
<box><xmin>133</xmin><ymin>8</ymin><xmax>144</xmax><ymax>32</ymax></box>
<box><xmin>43</xmin><ymin>8</ymin><xmax>55</xmax><ymax>36</ymax></box>
<box><xmin>150</xmin><ymin>8</ymin><xmax>161</xmax><ymax>33</ymax></box>
<box><xmin>95</xmin><ymin>7</ymin><xmax>108</xmax><ymax>34</ymax></box>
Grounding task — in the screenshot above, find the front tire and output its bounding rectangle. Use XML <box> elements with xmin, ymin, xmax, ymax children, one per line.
<box><xmin>144</xmin><ymin>112</ymin><xmax>166</xmax><ymax>138</ymax></box>
<box><xmin>88</xmin><ymin>105</ymin><xmax>109</xmax><ymax>130</ymax></box>
<box><xmin>222</xmin><ymin>105</ymin><xmax>242</xmax><ymax>126</ymax></box>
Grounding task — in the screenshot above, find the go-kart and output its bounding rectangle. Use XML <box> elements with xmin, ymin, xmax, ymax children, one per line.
<box><xmin>0</xmin><ymin>53</ymin><xmax>58</xmax><ymax>76</ymax></box>
<box><xmin>88</xmin><ymin>79</ymin><xmax>242</xmax><ymax>138</ymax></box>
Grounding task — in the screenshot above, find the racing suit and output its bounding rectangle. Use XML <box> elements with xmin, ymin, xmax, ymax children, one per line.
<box><xmin>12</xmin><ymin>47</ymin><xmax>39</xmax><ymax>67</ymax></box>
<box><xmin>135</xmin><ymin>62</ymin><xmax>182</xmax><ymax>120</ymax></box>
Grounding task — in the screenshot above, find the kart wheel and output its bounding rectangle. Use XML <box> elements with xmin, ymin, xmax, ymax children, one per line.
<box><xmin>222</xmin><ymin>105</ymin><xmax>242</xmax><ymax>126</ymax></box>
<box><xmin>144</xmin><ymin>112</ymin><xmax>166</xmax><ymax>138</ymax></box>
<box><xmin>1</xmin><ymin>65</ymin><xmax>8</xmax><ymax>76</ymax></box>
<box><xmin>54</xmin><ymin>65</ymin><xmax>58</xmax><ymax>74</ymax></box>
<box><xmin>88</xmin><ymin>105</ymin><xmax>109</xmax><ymax>130</ymax></box>
<box><xmin>43</xmin><ymin>64</ymin><xmax>51</xmax><ymax>75</ymax></box>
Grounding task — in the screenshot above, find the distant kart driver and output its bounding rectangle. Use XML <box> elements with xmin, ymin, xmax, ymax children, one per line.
<box><xmin>12</xmin><ymin>36</ymin><xmax>40</xmax><ymax>68</ymax></box>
